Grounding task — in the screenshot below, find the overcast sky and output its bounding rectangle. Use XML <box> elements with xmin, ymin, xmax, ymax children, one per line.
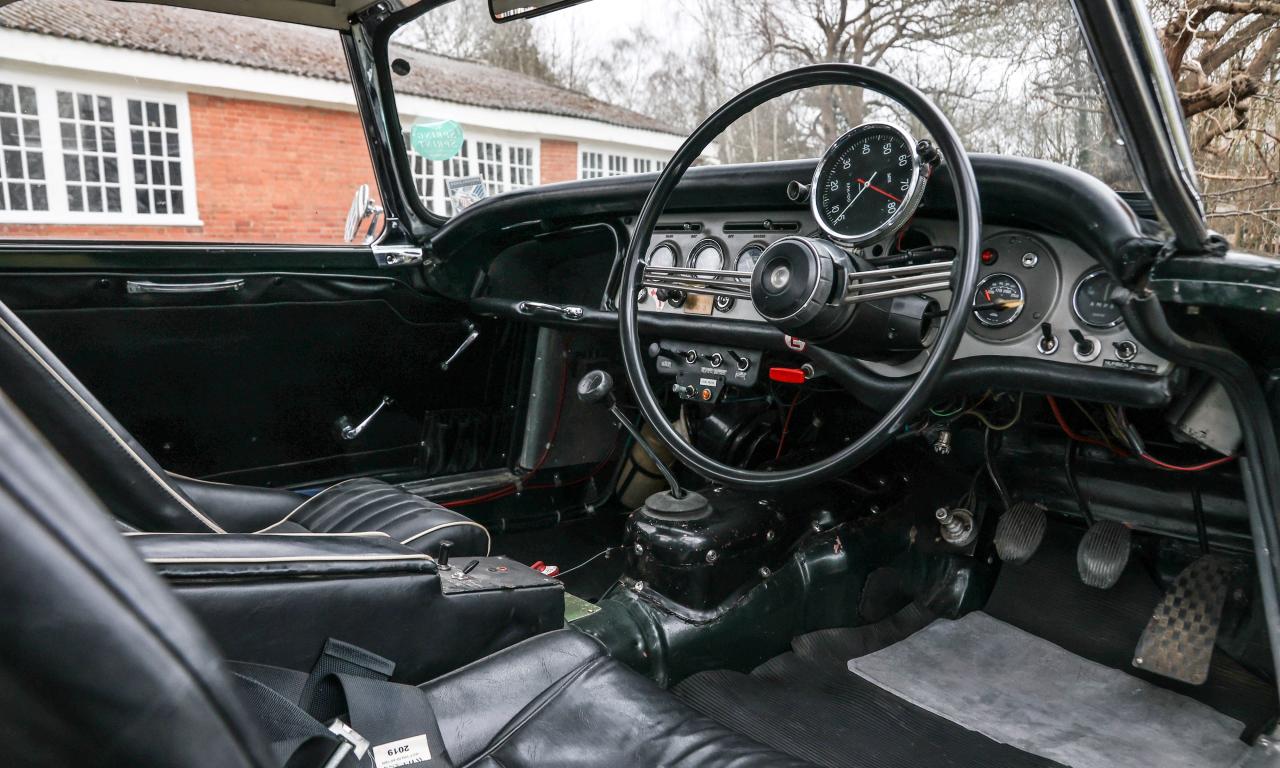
<box><xmin>527</xmin><ymin>0</ymin><xmax>695</xmax><ymax>56</ymax></box>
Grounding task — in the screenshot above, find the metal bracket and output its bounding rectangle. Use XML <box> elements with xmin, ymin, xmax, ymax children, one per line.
<box><xmin>372</xmin><ymin>243</ymin><xmax>424</xmax><ymax>268</ymax></box>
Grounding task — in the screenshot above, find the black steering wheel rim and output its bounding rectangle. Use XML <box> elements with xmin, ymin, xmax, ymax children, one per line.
<box><xmin>620</xmin><ymin>63</ymin><xmax>982</xmax><ymax>490</ymax></box>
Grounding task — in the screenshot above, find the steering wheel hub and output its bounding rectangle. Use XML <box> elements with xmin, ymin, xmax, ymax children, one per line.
<box><xmin>750</xmin><ymin>236</ymin><xmax>852</xmax><ymax>339</ymax></box>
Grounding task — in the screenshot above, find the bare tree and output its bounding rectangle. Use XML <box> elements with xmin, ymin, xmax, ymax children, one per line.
<box><xmin>1155</xmin><ymin>1</ymin><xmax>1280</xmax><ymax>253</ymax></box>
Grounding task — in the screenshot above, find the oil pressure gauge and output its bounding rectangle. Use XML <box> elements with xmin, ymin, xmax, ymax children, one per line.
<box><xmin>972</xmin><ymin>273</ymin><xmax>1025</xmax><ymax>327</ymax></box>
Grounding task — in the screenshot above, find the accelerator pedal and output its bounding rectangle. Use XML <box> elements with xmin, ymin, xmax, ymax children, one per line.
<box><xmin>1076</xmin><ymin>520</ymin><xmax>1131</xmax><ymax>589</ymax></box>
<box><xmin>1133</xmin><ymin>555</ymin><xmax>1233</xmax><ymax>685</ymax></box>
<box><xmin>994</xmin><ymin>501</ymin><xmax>1047</xmax><ymax>565</ymax></box>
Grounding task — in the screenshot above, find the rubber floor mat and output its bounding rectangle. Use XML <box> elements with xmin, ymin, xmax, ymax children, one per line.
<box><xmin>847</xmin><ymin>612</ymin><xmax>1248</xmax><ymax>768</ymax></box>
<box><xmin>677</xmin><ymin>639</ymin><xmax>1062</xmax><ymax>767</ymax></box>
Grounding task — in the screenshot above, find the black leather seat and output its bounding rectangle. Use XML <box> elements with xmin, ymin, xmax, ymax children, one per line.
<box><xmin>0</xmin><ymin>299</ymin><xmax>488</xmax><ymax>557</ymax></box>
<box><xmin>0</xmin><ymin>385</ymin><xmax>807</xmax><ymax>767</ymax></box>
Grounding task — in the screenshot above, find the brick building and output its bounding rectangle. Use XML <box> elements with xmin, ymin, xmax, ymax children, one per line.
<box><xmin>0</xmin><ymin>0</ymin><xmax>681</xmax><ymax>243</ymax></box>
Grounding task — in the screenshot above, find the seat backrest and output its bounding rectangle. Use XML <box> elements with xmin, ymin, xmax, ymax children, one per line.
<box><xmin>0</xmin><ymin>386</ymin><xmax>271</xmax><ymax>768</ymax></box>
<box><xmin>0</xmin><ymin>299</ymin><xmax>221</xmax><ymax>532</ymax></box>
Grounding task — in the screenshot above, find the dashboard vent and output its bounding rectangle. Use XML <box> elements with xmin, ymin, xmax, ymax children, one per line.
<box><xmin>724</xmin><ymin>220</ymin><xmax>802</xmax><ymax>233</ymax></box>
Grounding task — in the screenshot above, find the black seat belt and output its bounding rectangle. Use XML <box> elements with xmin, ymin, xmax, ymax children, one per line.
<box><xmin>229</xmin><ymin>639</ymin><xmax>453</xmax><ymax>768</ymax></box>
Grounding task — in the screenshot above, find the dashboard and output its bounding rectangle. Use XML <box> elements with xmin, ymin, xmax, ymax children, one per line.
<box><xmin>631</xmin><ymin>212</ymin><xmax>1170</xmax><ymax>378</ymax></box>
<box><xmin>436</xmin><ymin>148</ymin><xmax>1175</xmax><ymax>409</ymax></box>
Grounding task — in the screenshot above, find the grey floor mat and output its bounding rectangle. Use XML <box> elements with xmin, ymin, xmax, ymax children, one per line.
<box><xmin>847</xmin><ymin>612</ymin><xmax>1249</xmax><ymax>768</ymax></box>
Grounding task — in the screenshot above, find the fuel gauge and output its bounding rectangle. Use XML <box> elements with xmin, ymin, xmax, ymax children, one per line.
<box><xmin>972</xmin><ymin>273</ymin><xmax>1025</xmax><ymax>327</ymax></box>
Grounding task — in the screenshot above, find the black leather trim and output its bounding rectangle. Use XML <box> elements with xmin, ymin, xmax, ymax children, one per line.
<box><xmin>130</xmin><ymin>533</ymin><xmax>438</xmax><ymax>580</ymax></box>
<box><xmin>0</xmin><ymin>389</ymin><xmax>272</xmax><ymax>767</ymax></box>
<box><xmin>169</xmin><ymin>474</ymin><xmax>300</xmax><ymax>533</ymax></box>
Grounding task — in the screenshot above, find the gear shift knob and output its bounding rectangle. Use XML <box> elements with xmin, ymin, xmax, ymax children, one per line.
<box><xmin>577</xmin><ymin>370</ymin><xmax>615</xmax><ymax>405</ymax></box>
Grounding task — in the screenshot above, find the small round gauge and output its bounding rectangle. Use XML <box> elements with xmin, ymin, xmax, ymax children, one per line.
<box><xmin>690</xmin><ymin>238</ymin><xmax>726</xmax><ymax>276</ymax></box>
<box><xmin>972</xmin><ymin>273</ymin><xmax>1026</xmax><ymax>327</ymax></box>
<box><xmin>811</xmin><ymin>122</ymin><xmax>925</xmax><ymax>245</ymax></box>
<box><xmin>647</xmin><ymin>242</ymin><xmax>680</xmax><ymax>269</ymax></box>
<box><xmin>1072</xmin><ymin>269</ymin><xmax>1123</xmax><ymax>329</ymax></box>
<box><xmin>734</xmin><ymin>242</ymin><xmax>765</xmax><ymax>282</ymax></box>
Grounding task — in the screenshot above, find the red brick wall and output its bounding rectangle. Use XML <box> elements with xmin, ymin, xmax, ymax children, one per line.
<box><xmin>0</xmin><ymin>93</ymin><xmax>377</xmax><ymax>244</ymax></box>
<box><xmin>540</xmin><ymin>138</ymin><xmax>579</xmax><ymax>184</ymax></box>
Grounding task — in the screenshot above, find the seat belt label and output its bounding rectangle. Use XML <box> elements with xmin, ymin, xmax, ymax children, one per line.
<box><xmin>372</xmin><ymin>734</ymin><xmax>433</xmax><ymax>768</ymax></box>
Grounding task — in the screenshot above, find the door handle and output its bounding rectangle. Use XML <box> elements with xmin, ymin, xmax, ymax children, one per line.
<box><xmin>517</xmin><ymin>300</ymin><xmax>584</xmax><ymax>321</ymax></box>
<box><xmin>126</xmin><ymin>278</ymin><xmax>245</xmax><ymax>294</ymax></box>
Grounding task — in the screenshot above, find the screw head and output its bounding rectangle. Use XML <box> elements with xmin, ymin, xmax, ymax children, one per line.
<box><xmin>766</xmin><ymin>530</ymin><xmax>776</xmax><ymax>541</ymax></box>
<box><xmin>633</xmin><ymin>543</ymin><xmax>644</xmax><ymax>556</ymax></box>
<box><xmin>705</xmin><ymin>549</ymin><xmax>719</xmax><ymax>564</ymax></box>
<box><xmin>633</xmin><ymin>580</ymin><xmax>646</xmax><ymax>592</ymax></box>
<box><xmin>759</xmin><ymin>566</ymin><xmax>772</xmax><ymax>578</ymax></box>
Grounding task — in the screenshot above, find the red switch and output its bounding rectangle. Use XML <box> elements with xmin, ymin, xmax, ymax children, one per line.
<box><xmin>768</xmin><ymin>367</ymin><xmax>806</xmax><ymax>384</ymax></box>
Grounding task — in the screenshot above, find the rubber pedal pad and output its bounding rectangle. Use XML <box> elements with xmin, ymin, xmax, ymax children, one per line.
<box><xmin>1133</xmin><ymin>555</ymin><xmax>1234</xmax><ymax>685</ymax></box>
<box><xmin>1076</xmin><ymin>520</ymin><xmax>1132</xmax><ymax>589</ymax></box>
<box><xmin>994</xmin><ymin>501</ymin><xmax>1047</xmax><ymax>565</ymax></box>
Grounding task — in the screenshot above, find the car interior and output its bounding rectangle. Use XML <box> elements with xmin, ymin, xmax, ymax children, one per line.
<box><xmin>2</xmin><ymin>0</ymin><xmax>1280</xmax><ymax>767</ymax></box>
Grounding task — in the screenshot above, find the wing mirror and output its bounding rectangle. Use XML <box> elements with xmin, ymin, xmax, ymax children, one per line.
<box><xmin>489</xmin><ymin>0</ymin><xmax>594</xmax><ymax>23</ymax></box>
<box><xmin>344</xmin><ymin>184</ymin><xmax>383</xmax><ymax>244</ymax></box>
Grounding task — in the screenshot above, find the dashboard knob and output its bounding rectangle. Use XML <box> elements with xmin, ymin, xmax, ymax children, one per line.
<box><xmin>576</xmin><ymin>370</ymin><xmax>615</xmax><ymax>405</ymax></box>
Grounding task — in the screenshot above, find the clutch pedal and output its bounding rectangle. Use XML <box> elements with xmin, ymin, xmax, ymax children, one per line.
<box><xmin>1133</xmin><ymin>555</ymin><xmax>1234</xmax><ymax>685</ymax></box>
<box><xmin>1076</xmin><ymin>520</ymin><xmax>1131</xmax><ymax>589</ymax></box>
<box><xmin>994</xmin><ymin>501</ymin><xmax>1047</xmax><ymax>565</ymax></box>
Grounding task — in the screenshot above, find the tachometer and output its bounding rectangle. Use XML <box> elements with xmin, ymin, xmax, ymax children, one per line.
<box><xmin>972</xmin><ymin>273</ymin><xmax>1025</xmax><ymax>327</ymax></box>
<box><xmin>1072</xmin><ymin>269</ymin><xmax>1123</xmax><ymax>329</ymax></box>
<box><xmin>811</xmin><ymin>122</ymin><xmax>925</xmax><ymax>245</ymax></box>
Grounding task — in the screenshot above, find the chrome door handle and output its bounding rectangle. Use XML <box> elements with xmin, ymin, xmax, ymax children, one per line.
<box><xmin>517</xmin><ymin>300</ymin><xmax>584</xmax><ymax>321</ymax></box>
<box><xmin>126</xmin><ymin>278</ymin><xmax>245</xmax><ymax>294</ymax></box>
<box><xmin>440</xmin><ymin>320</ymin><xmax>479</xmax><ymax>371</ymax></box>
<box><xmin>339</xmin><ymin>396</ymin><xmax>393</xmax><ymax>441</ymax></box>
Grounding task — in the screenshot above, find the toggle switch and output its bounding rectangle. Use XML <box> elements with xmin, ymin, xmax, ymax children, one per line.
<box><xmin>1037</xmin><ymin>322</ymin><xmax>1058</xmax><ymax>355</ymax></box>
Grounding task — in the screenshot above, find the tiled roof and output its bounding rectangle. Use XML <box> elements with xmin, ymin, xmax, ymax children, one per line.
<box><xmin>0</xmin><ymin>0</ymin><xmax>677</xmax><ymax>134</ymax></box>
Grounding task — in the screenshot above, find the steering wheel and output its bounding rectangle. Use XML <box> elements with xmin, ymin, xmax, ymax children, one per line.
<box><xmin>619</xmin><ymin>64</ymin><xmax>981</xmax><ymax>490</ymax></box>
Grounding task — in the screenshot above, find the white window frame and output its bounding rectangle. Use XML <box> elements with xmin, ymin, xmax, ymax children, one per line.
<box><xmin>402</xmin><ymin>123</ymin><xmax>538</xmax><ymax>216</ymax></box>
<box><xmin>0</xmin><ymin>68</ymin><xmax>200</xmax><ymax>226</ymax></box>
<box><xmin>579</xmin><ymin>145</ymin><xmax>669</xmax><ymax>179</ymax></box>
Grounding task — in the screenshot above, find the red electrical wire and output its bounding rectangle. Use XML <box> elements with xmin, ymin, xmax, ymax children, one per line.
<box><xmin>775</xmin><ymin>390</ymin><xmax>802</xmax><ymax>460</ymax></box>
<box><xmin>1045</xmin><ymin>395</ymin><xmax>1236</xmax><ymax>473</ymax></box>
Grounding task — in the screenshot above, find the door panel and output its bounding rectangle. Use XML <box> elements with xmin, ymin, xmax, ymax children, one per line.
<box><xmin>0</xmin><ymin>259</ymin><xmax>520</xmax><ymax>488</ymax></box>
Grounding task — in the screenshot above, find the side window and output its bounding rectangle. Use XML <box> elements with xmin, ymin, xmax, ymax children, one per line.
<box><xmin>0</xmin><ymin>0</ymin><xmax>380</xmax><ymax>244</ymax></box>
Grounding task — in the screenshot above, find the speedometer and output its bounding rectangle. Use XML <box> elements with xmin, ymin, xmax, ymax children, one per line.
<box><xmin>811</xmin><ymin>122</ymin><xmax>925</xmax><ymax>245</ymax></box>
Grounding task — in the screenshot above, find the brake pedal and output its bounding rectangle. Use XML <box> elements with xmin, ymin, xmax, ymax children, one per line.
<box><xmin>994</xmin><ymin>501</ymin><xmax>1047</xmax><ymax>565</ymax></box>
<box><xmin>1076</xmin><ymin>520</ymin><xmax>1131</xmax><ymax>589</ymax></box>
<box><xmin>1133</xmin><ymin>555</ymin><xmax>1233</xmax><ymax>685</ymax></box>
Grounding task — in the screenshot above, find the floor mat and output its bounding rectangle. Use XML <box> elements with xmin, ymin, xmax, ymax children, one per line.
<box><xmin>984</xmin><ymin>525</ymin><xmax>1275</xmax><ymax>730</ymax></box>
<box><xmin>847</xmin><ymin>612</ymin><xmax>1248</xmax><ymax>768</ymax></box>
<box><xmin>677</xmin><ymin>622</ymin><xmax>1064</xmax><ymax>768</ymax></box>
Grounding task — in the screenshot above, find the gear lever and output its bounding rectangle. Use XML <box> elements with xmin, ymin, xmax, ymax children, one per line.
<box><xmin>577</xmin><ymin>370</ymin><xmax>686</xmax><ymax>499</ymax></box>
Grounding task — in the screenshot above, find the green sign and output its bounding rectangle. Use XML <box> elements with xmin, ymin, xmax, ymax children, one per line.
<box><xmin>410</xmin><ymin>120</ymin><xmax>465</xmax><ymax>161</ymax></box>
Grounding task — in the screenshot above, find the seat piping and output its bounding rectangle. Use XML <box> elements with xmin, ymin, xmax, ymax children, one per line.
<box><xmin>401</xmin><ymin>520</ymin><xmax>492</xmax><ymax>555</ymax></box>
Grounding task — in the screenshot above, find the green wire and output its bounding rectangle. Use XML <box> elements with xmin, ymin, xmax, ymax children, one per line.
<box><xmin>930</xmin><ymin>403</ymin><xmax>965</xmax><ymax>418</ymax></box>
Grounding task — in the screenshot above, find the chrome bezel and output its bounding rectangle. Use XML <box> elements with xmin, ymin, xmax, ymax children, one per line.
<box><xmin>646</xmin><ymin>240</ymin><xmax>682</xmax><ymax>269</ymax></box>
<box><xmin>972</xmin><ymin>272</ymin><xmax>1025</xmax><ymax>328</ymax></box>
<box><xmin>1071</xmin><ymin>268</ymin><xmax>1124</xmax><ymax>329</ymax></box>
<box><xmin>810</xmin><ymin>122</ymin><xmax>925</xmax><ymax>246</ymax></box>
<box><xmin>734</xmin><ymin>241</ymin><xmax>768</xmax><ymax>283</ymax></box>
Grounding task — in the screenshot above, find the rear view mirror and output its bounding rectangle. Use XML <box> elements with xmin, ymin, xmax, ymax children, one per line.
<box><xmin>489</xmin><ymin>0</ymin><xmax>594</xmax><ymax>23</ymax></box>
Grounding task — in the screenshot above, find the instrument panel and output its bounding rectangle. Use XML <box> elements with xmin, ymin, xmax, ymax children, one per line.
<box><xmin>629</xmin><ymin>212</ymin><xmax>1170</xmax><ymax>377</ymax></box>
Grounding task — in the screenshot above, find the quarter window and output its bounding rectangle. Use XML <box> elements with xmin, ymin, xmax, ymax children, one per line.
<box><xmin>0</xmin><ymin>82</ymin><xmax>46</xmax><ymax>212</ymax></box>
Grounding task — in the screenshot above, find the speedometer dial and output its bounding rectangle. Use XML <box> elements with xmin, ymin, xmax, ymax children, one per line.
<box><xmin>811</xmin><ymin>122</ymin><xmax>925</xmax><ymax>245</ymax></box>
<box><xmin>972</xmin><ymin>273</ymin><xmax>1025</xmax><ymax>327</ymax></box>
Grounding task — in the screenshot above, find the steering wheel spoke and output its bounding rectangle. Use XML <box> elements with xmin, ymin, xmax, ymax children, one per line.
<box><xmin>641</xmin><ymin>264</ymin><xmax>754</xmax><ymax>299</ymax></box>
